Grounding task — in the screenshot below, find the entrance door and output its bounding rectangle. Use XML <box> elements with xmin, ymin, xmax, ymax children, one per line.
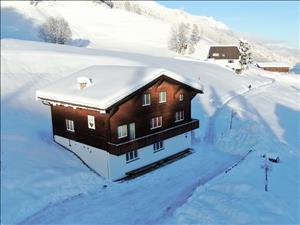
<box><xmin>129</xmin><ymin>123</ymin><xmax>135</xmax><ymax>140</ymax></box>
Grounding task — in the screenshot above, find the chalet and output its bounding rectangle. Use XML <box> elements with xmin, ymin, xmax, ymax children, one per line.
<box><xmin>36</xmin><ymin>66</ymin><xmax>203</xmax><ymax>181</ymax></box>
<box><xmin>207</xmin><ymin>45</ymin><xmax>241</xmax><ymax>70</ymax></box>
<box><xmin>256</xmin><ymin>62</ymin><xmax>290</xmax><ymax>73</ymax></box>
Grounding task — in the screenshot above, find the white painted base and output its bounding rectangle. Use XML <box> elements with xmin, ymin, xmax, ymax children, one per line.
<box><xmin>54</xmin><ymin>132</ymin><xmax>191</xmax><ymax>181</ymax></box>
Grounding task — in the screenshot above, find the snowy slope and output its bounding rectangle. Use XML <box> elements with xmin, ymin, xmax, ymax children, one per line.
<box><xmin>1</xmin><ymin>1</ymin><xmax>300</xmax><ymax>224</ymax></box>
<box><xmin>1</xmin><ymin>1</ymin><xmax>299</xmax><ymax>64</ymax></box>
<box><xmin>1</xmin><ymin>38</ymin><xmax>299</xmax><ymax>225</ymax></box>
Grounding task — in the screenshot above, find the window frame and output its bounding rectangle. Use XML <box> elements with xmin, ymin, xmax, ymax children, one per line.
<box><xmin>126</xmin><ymin>150</ymin><xmax>139</xmax><ymax>163</ymax></box>
<box><xmin>175</xmin><ymin>111</ymin><xmax>185</xmax><ymax>122</ymax></box>
<box><xmin>153</xmin><ymin>141</ymin><xmax>164</xmax><ymax>152</ymax></box>
<box><xmin>179</xmin><ymin>93</ymin><xmax>184</xmax><ymax>101</ymax></box>
<box><xmin>159</xmin><ymin>91</ymin><xmax>167</xmax><ymax>103</ymax></box>
<box><xmin>142</xmin><ymin>93</ymin><xmax>151</xmax><ymax>106</ymax></box>
<box><xmin>150</xmin><ymin>116</ymin><xmax>162</xmax><ymax>130</ymax></box>
<box><xmin>66</xmin><ymin>119</ymin><xmax>75</xmax><ymax>132</ymax></box>
<box><xmin>87</xmin><ymin>115</ymin><xmax>96</xmax><ymax>129</ymax></box>
<box><xmin>117</xmin><ymin>124</ymin><xmax>128</xmax><ymax>139</ymax></box>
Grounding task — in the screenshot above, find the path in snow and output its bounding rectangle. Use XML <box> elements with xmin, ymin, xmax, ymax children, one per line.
<box><xmin>20</xmin><ymin>144</ymin><xmax>241</xmax><ymax>225</ymax></box>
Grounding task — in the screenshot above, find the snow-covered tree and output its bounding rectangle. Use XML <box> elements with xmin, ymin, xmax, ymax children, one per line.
<box><xmin>39</xmin><ymin>17</ymin><xmax>72</xmax><ymax>44</ymax></box>
<box><xmin>187</xmin><ymin>24</ymin><xmax>201</xmax><ymax>54</ymax></box>
<box><xmin>94</xmin><ymin>0</ymin><xmax>114</xmax><ymax>8</ymax></box>
<box><xmin>239</xmin><ymin>39</ymin><xmax>253</xmax><ymax>69</ymax></box>
<box><xmin>190</xmin><ymin>24</ymin><xmax>201</xmax><ymax>45</ymax></box>
<box><xmin>168</xmin><ymin>23</ymin><xmax>190</xmax><ymax>54</ymax></box>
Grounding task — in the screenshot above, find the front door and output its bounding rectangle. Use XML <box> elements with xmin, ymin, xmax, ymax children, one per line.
<box><xmin>129</xmin><ymin>123</ymin><xmax>135</xmax><ymax>140</ymax></box>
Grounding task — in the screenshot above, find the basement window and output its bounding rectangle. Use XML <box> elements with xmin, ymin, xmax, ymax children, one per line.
<box><xmin>153</xmin><ymin>141</ymin><xmax>164</xmax><ymax>152</ymax></box>
<box><xmin>212</xmin><ymin>53</ymin><xmax>219</xmax><ymax>57</ymax></box>
<box><xmin>126</xmin><ymin>150</ymin><xmax>138</xmax><ymax>163</ymax></box>
<box><xmin>66</xmin><ymin>119</ymin><xmax>75</xmax><ymax>132</ymax></box>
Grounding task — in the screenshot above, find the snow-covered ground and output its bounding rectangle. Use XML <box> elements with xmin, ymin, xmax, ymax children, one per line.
<box><xmin>1</xmin><ymin>1</ymin><xmax>299</xmax><ymax>225</ymax></box>
<box><xmin>1</xmin><ymin>38</ymin><xmax>299</xmax><ymax>225</ymax></box>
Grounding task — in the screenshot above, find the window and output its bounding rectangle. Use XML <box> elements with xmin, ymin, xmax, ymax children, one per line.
<box><xmin>222</xmin><ymin>53</ymin><xmax>226</xmax><ymax>57</ymax></box>
<box><xmin>150</xmin><ymin>116</ymin><xmax>162</xmax><ymax>129</ymax></box>
<box><xmin>66</xmin><ymin>119</ymin><xmax>75</xmax><ymax>132</ymax></box>
<box><xmin>175</xmin><ymin>111</ymin><xmax>184</xmax><ymax>122</ymax></box>
<box><xmin>153</xmin><ymin>141</ymin><xmax>164</xmax><ymax>152</ymax></box>
<box><xmin>126</xmin><ymin>150</ymin><xmax>138</xmax><ymax>163</ymax></box>
<box><xmin>142</xmin><ymin>93</ymin><xmax>151</xmax><ymax>106</ymax></box>
<box><xmin>179</xmin><ymin>93</ymin><xmax>184</xmax><ymax>101</ymax></box>
<box><xmin>87</xmin><ymin>115</ymin><xmax>95</xmax><ymax>129</ymax></box>
<box><xmin>212</xmin><ymin>53</ymin><xmax>219</xmax><ymax>57</ymax></box>
<box><xmin>117</xmin><ymin>124</ymin><xmax>127</xmax><ymax>139</ymax></box>
<box><xmin>159</xmin><ymin>91</ymin><xmax>167</xmax><ymax>103</ymax></box>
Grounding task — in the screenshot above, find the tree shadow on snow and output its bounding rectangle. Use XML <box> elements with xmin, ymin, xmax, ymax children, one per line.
<box><xmin>275</xmin><ymin>104</ymin><xmax>300</xmax><ymax>150</ymax></box>
<box><xmin>1</xmin><ymin>7</ymin><xmax>40</xmax><ymax>41</ymax></box>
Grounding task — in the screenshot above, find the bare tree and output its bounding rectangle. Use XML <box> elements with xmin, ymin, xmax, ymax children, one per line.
<box><xmin>168</xmin><ymin>22</ymin><xmax>190</xmax><ymax>54</ymax></box>
<box><xmin>39</xmin><ymin>17</ymin><xmax>72</xmax><ymax>44</ymax></box>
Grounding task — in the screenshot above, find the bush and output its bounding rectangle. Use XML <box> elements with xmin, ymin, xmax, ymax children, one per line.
<box><xmin>39</xmin><ymin>17</ymin><xmax>72</xmax><ymax>44</ymax></box>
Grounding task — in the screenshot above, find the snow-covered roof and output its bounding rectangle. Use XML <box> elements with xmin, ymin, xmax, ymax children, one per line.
<box><xmin>256</xmin><ymin>62</ymin><xmax>290</xmax><ymax>68</ymax></box>
<box><xmin>209</xmin><ymin>45</ymin><xmax>239</xmax><ymax>48</ymax></box>
<box><xmin>36</xmin><ymin>65</ymin><xmax>202</xmax><ymax>110</ymax></box>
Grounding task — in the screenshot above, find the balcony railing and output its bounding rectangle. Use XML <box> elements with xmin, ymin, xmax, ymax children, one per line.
<box><xmin>107</xmin><ymin>119</ymin><xmax>199</xmax><ymax>155</ymax></box>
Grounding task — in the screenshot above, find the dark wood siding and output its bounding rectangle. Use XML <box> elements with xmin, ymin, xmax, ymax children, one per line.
<box><xmin>208</xmin><ymin>46</ymin><xmax>241</xmax><ymax>59</ymax></box>
<box><xmin>50</xmin><ymin>75</ymin><xmax>201</xmax><ymax>155</ymax></box>
<box><xmin>51</xmin><ymin>105</ymin><xmax>109</xmax><ymax>150</ymax></box>
<box><xmin>260</xmin><ymin>67</ymin><xmax>289</xmax><ymax>73</ymax></box>
<box><xmin>109</xmin><ymin>77</ymin><xmax>195</xmax><ymax>144</ymax></box>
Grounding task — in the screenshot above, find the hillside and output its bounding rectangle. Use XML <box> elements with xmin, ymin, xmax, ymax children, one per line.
<box><xmin>1</xmin><ymin>1</ymin><xmax>300</xmax><ymax>225</ymax></box>
<box><xmin>1</xmin><ymin>1</ymin><xmax>299</xmax><ymax>64</ymax></box>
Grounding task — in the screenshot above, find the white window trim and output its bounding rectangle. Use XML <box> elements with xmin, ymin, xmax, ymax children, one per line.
<box><xmin>118</xmin><ymin>124</ymin><xmax>128</xmax><ymax>139</ymax></box>
<box><xmin>126</xmin><ymin>150</ymin><xmax>139</xmax><ymax>163</ymax></box>
<box><xmin>66</xmin><ymin>119</ymin><xmax>75</xmax><ymax>132</ymax></box>
<box><xmin>179</xmin><ymin>93</ymin><xmax>184</xmax><ymax>101</ymax></box>
<box><xmin>175</xmin><ymin>111</ymin><xmax>184</xmax><ymax>122</ymax></box>
<box><xmin>142</xmin><ymin>93</ymin><xmax>151</xmax><ymax>106</ymax></box>
<box><xmin>150</xmin><ymin>116</ymin><xmax>162</xmax><ymax>130</ymax></box>
<box><xmin>153</xmin><ymin>141</ymin><xmax>164</xmax><ymax>152</ymax></box>
<box><xmin>87</xmin><ymin>115</ymin><xmax>95</xmax><ymax>129</ymax></box>
<box><xmin>159</xmin><ymin>91</ymin><xmax>167</xmax><ymax>103</ymax></box>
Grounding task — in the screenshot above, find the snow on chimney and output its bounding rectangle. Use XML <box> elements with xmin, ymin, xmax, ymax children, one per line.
<box><xmin>77</xmin><ymin>77</ymin><xmax>93</xmax><ymax>90</ymax></box>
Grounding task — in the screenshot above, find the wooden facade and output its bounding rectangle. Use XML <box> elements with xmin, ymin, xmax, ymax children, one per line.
<box><xmin>50</xmin><ymin>75</ymin><xmax>202</xmax><ymax>156</ymax></box>
<box><xmin>208</xmin><ymin>46</ymin><xmax>241</xmax><ymax>60</ymax></box>
<box><xmin>258</xmin><ymin>66</ymin><xmax>290</xmax><ymax>73</ymax></box>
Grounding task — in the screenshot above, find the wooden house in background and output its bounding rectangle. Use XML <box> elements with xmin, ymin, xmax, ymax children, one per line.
<box><xmin>36</xmin><ymin>66</ymin><xmax>203</xmax><ymax>181</ymax></box>
<box><xmin>256</xmin><ymin>62</ymin><xmax>290</xmax><ymax>73</ymax></box>
<box><xmin>207</xmin><ymin>45</ymin><xmax>241</xmax><ymax>70</ymax></box>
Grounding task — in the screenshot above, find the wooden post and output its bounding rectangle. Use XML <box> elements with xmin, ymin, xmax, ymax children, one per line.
<box><xmin>265</xmin><ymin>165</ymin><xmax>268</xmax><ymax>192</ymax></box>
<box><xmin>230</xmin><ymin>110</ymin><xmax>236</xmax><ymax>130</ymax></box>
